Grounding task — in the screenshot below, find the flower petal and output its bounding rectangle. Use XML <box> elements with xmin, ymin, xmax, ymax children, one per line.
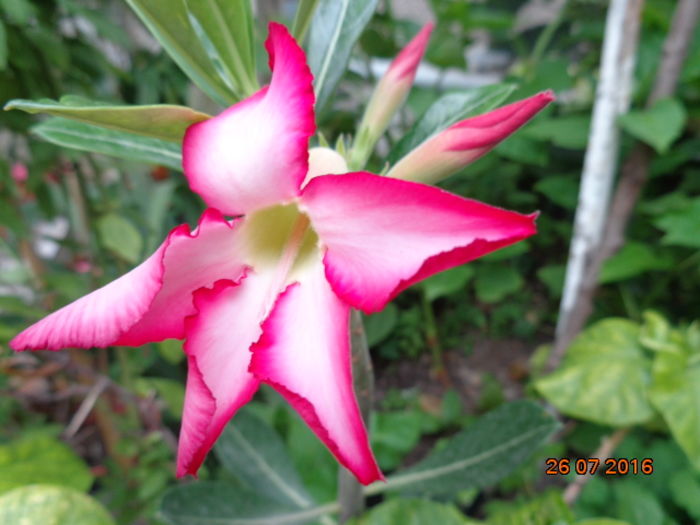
<box><xmin>250</xmin><ymin>262</ymin><xmax>383</xmax><ymax>485</ymax></box>
<box><xmin>182</xmin><ymin>22</ymin><xmax>315</xmax><ymax>215</ymax></box>
<box><xmin>177</xmin><ymin>277</ymin><xmax>268</xmax><ymax>477</ymax></box>
<box><xmin>11</xmin><ymin>209</ymin><xmax>245</xmax><ymax>351</ymax></box>
<box><xmin>301</xmin><ymin>172</ymin><xmax>537</xmax><ymax>313</ymax></box>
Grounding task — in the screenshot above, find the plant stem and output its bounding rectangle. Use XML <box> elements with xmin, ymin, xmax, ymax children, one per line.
<box><xmin>337</xmin><ymin>310</ymin><xmax>374</xmax><ymax>522</ymax></box>
<box><xmin>563</xmin><ymin>427</ymin><xmax>629</xmax><ymax>505</ymax></box>
<box><xmin>421</xmin><ymin>294</ymin><xmax>446</xmax><ymax>375</ymax></box>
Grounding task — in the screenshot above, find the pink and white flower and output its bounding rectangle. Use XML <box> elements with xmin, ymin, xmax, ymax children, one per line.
<box><xmin>11</xmin><ymin>23</ymin><xmax>547</xmax><ymax>484</ymax></box>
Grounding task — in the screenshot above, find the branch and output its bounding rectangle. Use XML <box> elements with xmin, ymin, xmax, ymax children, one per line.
<box><xmin>563</xmin><ymin>427</ymin><xmax>629</xmax><ymax>505</ymax></box>
<box><xmin>550</xmin><ymin>0</ymin><xmax>700</xmax><ymax>366</ymax></box>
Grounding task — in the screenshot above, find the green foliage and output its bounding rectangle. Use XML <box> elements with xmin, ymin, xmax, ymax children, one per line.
<box><xmin>32</xmin><ymin>118</ymin><xmax>183</xmax><ymax>170</ymax></box>
<box><xmin>383</xmin><ymin>401</ymin><xmax>559</xmax><ymax>498</ymax></box>
<box><xmin>536</xmin><ymin>319</ymin><xmax>654</xmax><ymax>426</ymax></box>
<box><xmin>0</xmin><ymin>485</ymin><xmax>115</xmax><ymax>525</ymax></box>
<box><xmin>307</xmin><ymin>0</ymin><xmax>379</xmax><ymax>110</ymax></box>
<box><xmin>96</xmin><ymin>213</ymin><xmax>143</xmax><ymax>264</ymax></box>
<box><xmin>124</xmin><ymin>0</ymin><xmax>236</xmax><ymax>105</ymax></box>
<box><xmin>184</xmin><ymin>0</ymin><xmax>257</xmax><ymax>98</ymax></box>
<box><xmin>0</xmin><ymin>435</ymin><xmax>93</xmax><ymax>496</ymax></box>
<box><xmin>351</xmin><ymin>498</ymin><xmax>467</xmax><ymax>525</ymax></box>
<box><xmin>618</xmin><ymin>98</ymin><xmax>686</xmax><ymax>154</ymax></box>
<box><xmin>5</xmin><ymin>97</ymin><xmax>210</xmax><ymax>141</ymax></box>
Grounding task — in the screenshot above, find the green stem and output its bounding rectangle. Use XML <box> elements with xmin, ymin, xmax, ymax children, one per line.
<box><xmin>529</xmin><ymin>0</ymin><xmax>569</xmax><ymax>75</ymax></box>
<box><xmin>337</xmin><ymin>310</ymin><xmax>374</xmax><ymax>522</ymax></box>
<box><xmin>421</xmin><ymin>294</ymin><xmax>445</xmax><ymax>373</ymax></box>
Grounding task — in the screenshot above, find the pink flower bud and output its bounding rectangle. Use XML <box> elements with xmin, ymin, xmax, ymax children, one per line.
<box><xmin>11</xmin><ymin>163</ymin><xmax>28</xmax><ymax>183</ymax></box>
<box><xmin>350</xmin><ymin>23</ymin><xmax>434</xmax><ymax>168</ymax></box>
<box><xmin>387</xmin><ymin>91</ymin><xmax>555</xmax><ymax>183</ymax></box>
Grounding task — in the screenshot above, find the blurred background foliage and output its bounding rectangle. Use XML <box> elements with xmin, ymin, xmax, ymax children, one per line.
<box><xmin>1</xmin><ymin>0</ymin><xmax>699</xmax><ymax>523</ymax></box>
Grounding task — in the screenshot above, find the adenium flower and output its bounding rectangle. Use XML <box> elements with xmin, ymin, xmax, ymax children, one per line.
<box><xmin>11</xmin><ymin>23</ymin><xmax>548</xmax><ymax>484</ymax></box>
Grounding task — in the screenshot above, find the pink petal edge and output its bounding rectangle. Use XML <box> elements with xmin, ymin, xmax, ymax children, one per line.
<box><xmin>177</xmin><ymin>277</ymin><xmax>262</xmax><ymax>477</ymax></box>
<box><xmin>249</xmin><ymin>264</ymin><xmax>383</xmax><ymax>485</ymax></box>
<box><xmin>10</xmin><ymin>209</ymin><xmax>242</xmax><ymax>351</ymax></box>
<box><xmin>182</xmin><ymin>22</ymin><xmax>315</xmax><ymax>216</ymax></box>
<box><xmin>301</xmin><ymin>172</ymin><xmax>537</xmax><ymax>314</ymax></box>
<box><xmin>387</xmin><ymin>23</ymin><xmax>435</xmax><ymax>81</ymax></box>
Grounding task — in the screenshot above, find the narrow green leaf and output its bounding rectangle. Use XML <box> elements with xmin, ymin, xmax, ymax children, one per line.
<box><xmin>619</xmin><ymin>98</ymin><xmax>686</xmax><ymax>154</ymax></box>
<box><xmin>5</xmin><ymin>97</ymin><xmax>209</xmax><ymax>142</ymax></box>
<box><xmin>0</xmin><ymin>435</ymin><xmax>94</xmax><ymax>496</ymax></box>
<box><xmin>97</xmin><ymin>213</ymin><xmax>143</xmax><ymax>264</ymax></box>
<box><xmin>32</xmin><ymin>118</ymin><xmax>182</xmax><ymax>170</ymax></box>
<box><xmin>368</xmin><ymin>400</ymin><xmax>558</xmax><ymax>497</ymax></box>
<box><xmin>389</xmin><ymin>84</ymin><xmax>516</xmax><ymax>164</ymax></box>
<box><xmin>536</xmin><ymin>319</ymin><xmax>654</xmax><ymax>426</ymax></box>
<box><xmin>213</xmin><ymin>410</ymin><xmax>314</xmax><ymax>508</ymax></box>
<box><xmin>307</xmin><ymin>0</ymin><xmax>379</xmax><ymax>110</ymax></box>
<box><xmin>292</xmin><ymin>0</ymin><xmax>320</xmax><ymax>43</ymax></box>
<box><xmin>0</xmin><ymin>486</ymin><xmax>114</xmax><ymax>525</ymax></box>
<box><xmin>160</xmin><ymin>482</ymin><xmax>337</xmax><ymax>525</ymax></box>
<box><xmin>124</xmin><ymin>0</ymin><xmax>235</xmax><ymax>105</ymax></box>
<box><xmin>185</xmin><ymin>0</ymin><xmax>258</xmax><ymax>98</ymax></box>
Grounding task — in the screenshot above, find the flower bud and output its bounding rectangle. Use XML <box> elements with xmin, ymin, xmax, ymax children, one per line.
<box><xmin>350</xmin><ymin>23</ymin><xmax>434</xmax><ymax>169</ymax></box>
<box><xmin>387</xmin><ymin>91</ymin><xmax>555</xmax><ymax>184</ymax></box>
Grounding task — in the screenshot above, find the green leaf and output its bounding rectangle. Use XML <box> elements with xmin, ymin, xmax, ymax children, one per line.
<box><xmin>307</xmin><ymin>0</ymin><xmax>379</xmax><ymax>110</ymax></box>
<box><xmin>134</xmin><ymin>377</ymin><xmax>185</xmax><ymax>419</ymax></box>
<box><xmin>0</xmin><ymin>0</ymin><xmax>35</xmax><ymax>24</ymax></box>
<box><xmin>536</xmin><ymin>319</ymin><xmax>654</xmax><ymax>426</ymax></box>
<box><xmin>97</xmin><ymin>213</ymin><xmax>143</xmax><ymax>264</ymax></box>
<box><xmin>669</xmin><ymin>469</ymin><xmax>700</xmax><ymax>520</ymax></box>
<box><xmin>599</xmin><ymin>242</ymin><xmax>673</xmax><ymax>284</ymax></box>
<box><xmin>5</xmin><ymin>97</ymin><xmax>209</xmax><ymax>142</ymax></box>
<box><xmin>373</xmin><ymin>400</ymin><xmax>559</xmax><ymax>497</ymax></box>
<box><xmin>292</xmin><ymin>0</ymin><xmax>320</xmax><ymax>43</ymax></box>
<box><xmin>0</xmin><ymin>485</ymin><xmax>114</xmax><ymax>525</ymax></box>
<box><xmin>158</xmin><ymin>339</ymin><xmax>185</xmax><ymax>365</ymax></box>
<box><xmin>0</xmin><ymin>20</ymin><xmax>7</xmax><ymax>71</ymax></box>
<box><xmin>487</xmin><ymin>489</ymin><xmax>573</xmax><ymax>525</ymax></box>
<box><xmin>537</xmin><ymin>264</ymin><xmax>566</xmax><ymax>298</ymax></box>
<box><xmin>364</xmin><ymin>303</ymin><xmax>399</xmax><ymax>347</ymax></box>
<box><xmin>534</xmin><ymin>175</ymin><xmax>579</xmax><ymax>209</ymax></box>
<box><xmin>522</xmin><ymin>115</ymin><xmax>591</xmax><ymax>149</ymax></box>
<box><xmin>370</xmin><ymin>411</ymin><xmax>424</xmax><ymax>470</ymax></box>
<box><xmin>160</xmin><ymin>482</ymin><xmax>328</xmax><ymax>525</ymax></box>
<box><xmin>495</xmin><ymin>134</ymin><xmax>548</xmax><ymax>166</ymax></box>
<box><xmin>389</xmin><ymin>84</ymin><xmax>515</xmax><ymax>164</ymax></box>
<box><xmin>614</xmin><ymin>482</ymin><xmax>665</xmax><ymax>525</ymax></box>
<box><xmin>654</xmin><ymin>198</ymin><xmax>700</xmax><ymax>248</ymax></box>
<box><xmin>420</xmin><ymin>266</ymin><xmax>474</xmax><ymax>302</ymax></box>
<box><xmin>124</xmin><ymin>0</ymin><xmax>235</xmax><ymax>105</ymax></box>
<box><xmin>649</xmin><ymin>349</ymin><xmax>700</xmax><ymax>468</ymax></box>
<box><xmin>475</xmin><ymin>265</ymin><xmax>524</xmax><ymax>304</ymax></box>
<box><xmin>213</xmin><ymin>409</ymin><xmax>314</xmax><ymax>508</ymax></box>
<box><xmin>0</xmin><ymin>435</ymin><xmax>93</xmax><ymax>496</ymax></box>
<box><xmin>33</xmin><ymin>118</ymin><xmax>182</xmax><ymax>170</ymax></box>
<box><xmin>184</xmin><ymin>0</ymin><xmax>257</xmax><ymax>98</ymax></box>
<box><xmin>618</xmin><ymin>98</ymin><xmax>686</xmax><ymax>154</ymax></box>
<box><xmin>352</xmin><ymin>498</ymin><xmax>466</xmax><ymax>525</ymax></box>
